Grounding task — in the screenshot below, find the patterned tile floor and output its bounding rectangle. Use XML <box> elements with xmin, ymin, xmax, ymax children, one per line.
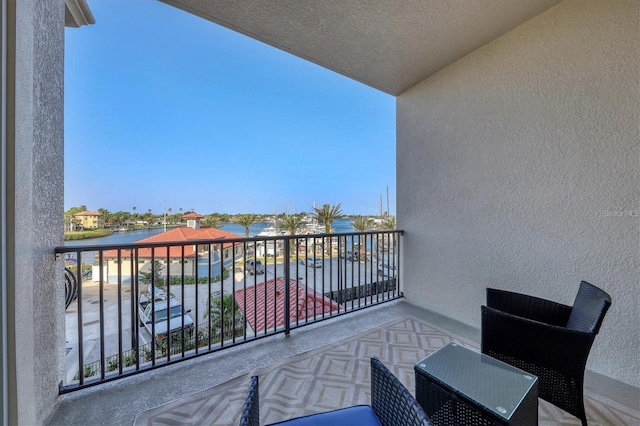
<box><xmin>135</xmin><ymin>316</ymin><xmax>639</xmax><ymax>425</ymax></box>
<box><xmin>47</xmin><ymin>301</ymin><xmax>639</xmax><ymax>426</ymax></box>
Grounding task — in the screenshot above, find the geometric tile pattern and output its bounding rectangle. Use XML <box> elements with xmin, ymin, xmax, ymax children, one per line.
<box><xmin>135</xmin><ymin>316</ymin><xmax>640</xmax><ymax>426</ymax></box>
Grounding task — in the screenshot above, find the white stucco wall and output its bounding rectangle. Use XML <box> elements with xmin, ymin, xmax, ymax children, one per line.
<box><xmin>398</xmin><ymin>0</ymin><xmax>639</xmax><ymax>387</ymax></box>
<box><xmin>11</xmin><ymin>0</ymin><xmax>65</xmax><ymax>423</ymax></box>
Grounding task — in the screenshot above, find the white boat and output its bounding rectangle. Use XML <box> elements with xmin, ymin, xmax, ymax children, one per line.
<box><xmin>257</xmin><ymin>219</ymin><xmax>285</xmax><ymax>237</ymax></box>
<box><xmin>300</xmin><ymin>218</ymin><xmax>326</xmax><ymax>235</ymax></box>
<box><xmin>257</xmin><ymin>226</ymin><xmax>280</xmax><ymax>237</ymax></box>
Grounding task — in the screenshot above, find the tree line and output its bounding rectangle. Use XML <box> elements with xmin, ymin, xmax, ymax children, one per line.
<box><xmin>64</xmin><ymin>203</ymin><xmax>396</xmax><ymax>233</ymax></box>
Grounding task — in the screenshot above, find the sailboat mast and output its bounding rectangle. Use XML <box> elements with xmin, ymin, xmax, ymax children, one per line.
<box><xmin>386</xmin><ymin>185</ymin><xmax>390</xmax><ymax>217</ymax></box>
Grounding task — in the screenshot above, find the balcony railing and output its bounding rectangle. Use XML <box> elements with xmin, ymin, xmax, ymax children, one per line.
<box><xmin>55</xmin><ymin>230</ymin><xmax>403</xmax><ymax>392</ymax></box>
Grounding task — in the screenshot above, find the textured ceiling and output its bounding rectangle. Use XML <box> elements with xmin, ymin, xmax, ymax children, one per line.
<box><xmin>159</xmin><ymin>0</ymin><xmax>561</xmax><ymax>95</ymax></box>
<box><xmin>65</xmin><ymin>0</ymin><xmax>95</xmax><ymax>27</ymax></box>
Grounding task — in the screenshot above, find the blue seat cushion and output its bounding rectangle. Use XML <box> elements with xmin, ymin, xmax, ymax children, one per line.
<box><xmin>266</xmin><ymin>405</ymin><xmax>381</xmax><ymax>426</ymax></box>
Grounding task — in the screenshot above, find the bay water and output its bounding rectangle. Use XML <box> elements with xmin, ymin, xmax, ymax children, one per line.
<box><xmin>64</xmin><ymin>219</ymin><xmax>357</xmax><ymax>267</ymax></box>
<box><xmin>64</xmin><ymin>218</ymin><xmax>356</xmax><ymax>247</ymax></box>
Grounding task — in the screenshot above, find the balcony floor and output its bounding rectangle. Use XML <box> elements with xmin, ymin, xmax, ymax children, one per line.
<box><xmin>46</xmin><ymin>300</ymin><xmax>638</xmax><ymax>425</ymax></box>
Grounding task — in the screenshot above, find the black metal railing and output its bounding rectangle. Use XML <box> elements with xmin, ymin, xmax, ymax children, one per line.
<box><xmin>64</xmin><ymin>267</ymin><xmax>79</xmax><ymax>309</ymax></box>
<box><xmin>55</xmin><ymin>230</ymin><xmax>403</xmax><ymax>392</ymax></box>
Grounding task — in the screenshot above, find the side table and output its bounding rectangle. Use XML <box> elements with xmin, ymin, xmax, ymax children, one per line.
<box><xmin>414</xmin><ymin>343</ymin><xmax>538</xmax><ymax>425</ymax></box>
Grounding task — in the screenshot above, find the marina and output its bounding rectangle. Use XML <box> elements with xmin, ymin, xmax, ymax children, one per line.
<box><xmin>63</xmin><ymin>218</ymin><xmax>363</xmax><ymax>270</ymax></box>
<box><xmin>64</xmin><ymin>218</ymin><xmax>358</xmax><ymax>247</ymax></box>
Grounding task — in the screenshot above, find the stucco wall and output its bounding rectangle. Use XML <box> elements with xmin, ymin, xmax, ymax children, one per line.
<box><xmin>12</xmin><ymin>0</ymin><xmax>65</xmax><ymax>423</ymax></box>
<box><xmin>398</xmin><ymin>0</ymin><xmax>639</xmax><ymax>387</ymax></box>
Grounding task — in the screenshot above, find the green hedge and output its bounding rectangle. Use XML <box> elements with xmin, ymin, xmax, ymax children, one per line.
<box><xmin>64</xmin><ymin>229</ymin><xmax>113</xmax><ymax>241</ymax></box>
<box><xmin>162</xmin><ymin>268</ymin><xmax>230</xmax><ymax>286</ymax></box>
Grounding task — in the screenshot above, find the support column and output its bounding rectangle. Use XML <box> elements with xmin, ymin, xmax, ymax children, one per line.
<box><xmin>5</xmin><ymin>0</ymin><xmax>65</xmax><ymax>423</ymax></box>
<box><xmin>1</xmin><ymin>0</ymin><xmax>8</xmax><ymax>423</ymax></box>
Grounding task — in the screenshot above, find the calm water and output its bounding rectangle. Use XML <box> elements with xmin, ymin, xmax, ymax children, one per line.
<box><xmin>64</xmin><ymin>218</ymin><xmax>356</xmax><ymax>247</ymax></box>
<box><xmin>64</xmin><ymin>219</ymin><xmax>357</xmax><ymax>268</ymax></box>
<box><xmin>332</xmin><ymin>218</ymin><xmax>356</xmax><ymax>233</ymax></box>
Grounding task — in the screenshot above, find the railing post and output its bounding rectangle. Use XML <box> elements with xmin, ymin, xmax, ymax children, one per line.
<box><xmin>284</xmin><ymin>237</ymin><xmax>291</xmax><ymax>337</ymax></box>
<box><xmin>128</xmin><ymin>249</ymin><xmax>136</xmax><ymax>359</ymax></box>
<box><xmin>75</xmin><ymin>251</ymin><xmax>84</xmax><ymax>386</ymax></box>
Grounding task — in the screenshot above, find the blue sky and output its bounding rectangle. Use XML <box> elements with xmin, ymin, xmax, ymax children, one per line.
<box><xmin>65</xmin><ymin>0</ymin><xmax>396</xmax><ymax>216</ymax></box>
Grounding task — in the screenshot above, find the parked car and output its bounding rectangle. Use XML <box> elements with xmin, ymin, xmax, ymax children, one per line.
<box><xmin>245</xmin><ymin>259</ymin><xmax>265</xmax><ymax>275</ymax></box>
<box><xmin>349</xmin><ymin>251</ymin><xmax>360</xmax><ymax>261</ymax></box>
<box><xmin>300</xmin><ymin>257</ymin><xmax>324</xmax><ymax>268</ymax></box>
<box><xmin>147</xmin><ymin>285</ymin><xmax>173</xmax><ymax>301</ymax></box>
<box><xmin>138</xmin><ymin>291</ymin><xmax>194</xmax><ymax>341</ymax></box>
<box><xmin>377</xmin><ymin>263</ymin><xmax>397</xmax><ymax>280</ymax></box>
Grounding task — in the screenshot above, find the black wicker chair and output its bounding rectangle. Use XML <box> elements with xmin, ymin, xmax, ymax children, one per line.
<box><xmin>481</xmin><ymin>281</ymin><xmax>611</xmax><ymax>426</ymax></box>
<box><xmin>239</xmin><ymin>357</ymin><xmax>430</xmax><ymax>426</ymax></box>
<box><xmin>369</xmin><ymin>357</ymin><xmax>431</xmax><ymax>426</ymax></box>
<box><xmin>239</xmin><ymin>376</ymin><xmax>259</xmax><ymax>426</ymax></box>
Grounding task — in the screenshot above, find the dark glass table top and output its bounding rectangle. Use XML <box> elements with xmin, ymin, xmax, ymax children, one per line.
<box><xmin>415</xmin><ymin>343</ymin><xmax>537</xmax><ymax>421</ymax></box>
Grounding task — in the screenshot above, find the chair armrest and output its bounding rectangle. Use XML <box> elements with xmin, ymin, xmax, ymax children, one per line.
<box><xmin>481</xmin><ymin>306</ymin><xmax>595</xmax><ymax>377</ymax></box>
<box><xmin>486</xmin><ymin>288</ymin><xmax>572</xmax><ymax>326</ymax></box>
<box><xmin>370</xmin><ymin>357</ymin><xmax>430</xmax><ymax>426</ymax></box>
<box><xmin>239</xmin><ymin>376</ymin><xmax>259</xmax><ymax>426</ymax></box>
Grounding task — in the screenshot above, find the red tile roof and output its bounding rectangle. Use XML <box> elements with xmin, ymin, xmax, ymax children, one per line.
<box><xmin>183</xmin><ymin>212</ymin><xmax>205</xmax><ymax>219</ymax></box>
<box><xmin>234</xmin><ymin>277</ymin><xmax>339</xmax><ymax>334</ymax></box>
<box><xmin>73</xmin><ymin>210</ymin><xmax>102</xmax><ymax>216</ymax></box>
<box><xmin>102</xmin><ymin>226</ymin><xmax>242</xmax><ymax>259</ymax></box>
<box><xmin>191</xmin><ymin>227</ymin><xmax>240</xmax><ymax>243</ymax></box>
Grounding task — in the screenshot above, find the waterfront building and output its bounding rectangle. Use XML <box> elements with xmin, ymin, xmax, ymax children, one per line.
<box><xmin>101</xmin><ymin>213</ymin><xmax>244</xmax><ymax>284</ymax></box>
<box><xmin>182</xmin><ymin>211</ymin><xmax>205</xmax><ymax>229</ymax></box>
<box><xmin>71</xmin><ymin>210</ymin><xmax>105</xmax><ymax>230</ymax></box>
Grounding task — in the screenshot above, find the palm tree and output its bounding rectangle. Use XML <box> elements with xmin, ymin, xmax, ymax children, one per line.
<box><xmin>97</xmin><ymin>208</ymin><xmax>109</xmax><ymax>228</ymax></box>
<box><xmin>351</xmin><ymin>215</ymin><xmax>374</xmax><ymax>232</ymax></box>
<box><xmin>235</xmin><ymin>214</ymin><xmax>257</xmax><ymax>237</ymax></box>
<box><xmin>280</xmin><ymin>215</ymin><xmax>303</xmax><ymax>236</ymax></box>
<box><xmin>312</xmin><ymin>203</ymin><xmax>343</xmax><ymax>233</ymax></box>
<box><xmin>205</xmin><ymin>293</ymin><xmax>243</xmax><ymax>339</ymax></box>
<box><xmin>139</xmin><ymin>260</ymin><xmax>165</xmax><ymax>289</ymax></box>
<box><xmin>145</xmin><ymin>209</ymin><xmax>154</xmax><ymax>226</ymax></box>
<box><xmin>132</xmin><ymin>206</ymin><xmax>137</xmax><ymax>219</ymax></box>
<box><xmin>351</xmin><ymin>216</ymin><xmax>374</xmax><ymax>258</ymax></box>
<box><xmin>202</xmin><ymin>214</ymin><xmax>223</xmax><ymax>228</ymax></box>
<box><xmin>378</xmin><ymin>216</ymin><xmax>396</xmax><ymax>230</ymax></box>
<box><xmin>376</xmin><ymin>216</ymin><xmax>397</xmax><ymax>254</ymax></box>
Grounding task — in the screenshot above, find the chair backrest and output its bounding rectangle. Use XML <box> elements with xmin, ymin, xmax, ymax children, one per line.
<box><xmin>370</xmin><ymin>357</ymin><xmax>431</xmax><ymax>426</ymax></box>
<box><xmin>566</xmin><ymin>281</ymin><xmax>612</xmax><ymax>334</ymax></box>
<box><xmin>239</xmin><ymin>376</ymin><xmax>259</xmax><ymax>426</ymax></box>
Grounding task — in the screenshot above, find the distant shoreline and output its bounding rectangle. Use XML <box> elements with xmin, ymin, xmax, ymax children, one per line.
<box><xmin>64</xmin><ymin>229</ymin><xmax>114</xmax><ymax>241</ymax></box>
<box><xmin>63</xmin><ymin>224</ymin><xmax>181</xmax><ymax>241</ymax></box>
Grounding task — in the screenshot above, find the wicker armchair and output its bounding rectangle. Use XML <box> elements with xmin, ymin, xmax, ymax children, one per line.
<box><xmin>481</xmin><ymin>281</ymin><xmax>611</xmax><ymax>426</ymax></box>
<box><xmin>239</xmin><ymin>357</ymin><xmax>430</xmax><ymax>426</ymax></box>
<box><xmin>239</xmin><ymin>376</ymin><xmax>259</xmax><ymax>426</ymax></box>
<box><xmin>369</xmin><ymin>357</ymin><xmax>431</xmax><ymax>426</ymax></box>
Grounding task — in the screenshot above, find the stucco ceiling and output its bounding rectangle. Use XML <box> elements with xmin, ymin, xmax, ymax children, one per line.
<box><xmin>65</xmin><ymin>0</ymin><xmax>95</xmax><ymax>28</ymax></box>
<box><xmin>159</xmin><ymin>0</ymin><xmax>561</xmax><ymax>96</ymax></box>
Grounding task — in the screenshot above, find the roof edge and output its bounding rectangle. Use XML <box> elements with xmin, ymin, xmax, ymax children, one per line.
<box><xmin>65</xmin><ymin>0</ymin><xmax>96</xmax><ymax>28</ymax></box>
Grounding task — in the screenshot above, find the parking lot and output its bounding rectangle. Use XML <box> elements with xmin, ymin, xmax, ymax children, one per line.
<box><xmin>64</xmin><ymin>257</ymin><xmax>393</xmax><ymax>382</ymax></box>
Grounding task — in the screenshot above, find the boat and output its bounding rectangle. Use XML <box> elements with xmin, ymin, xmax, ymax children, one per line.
<box><xmin>256</xmin><ymin>219</ymin><xmax>285</xmax><ymax>237</ymax></box>
<box><xmin>299</xmin><ymin>218</ymin><xmax>326</xmax><ymax>235</ymax></box>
